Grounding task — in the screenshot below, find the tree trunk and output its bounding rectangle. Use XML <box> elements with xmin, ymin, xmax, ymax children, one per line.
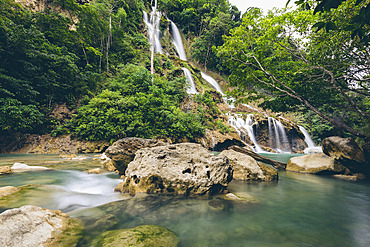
<box><xmin>229</xmin><ymin>145</ymin><xmax>287</xmax><ymax>170</ymax></box>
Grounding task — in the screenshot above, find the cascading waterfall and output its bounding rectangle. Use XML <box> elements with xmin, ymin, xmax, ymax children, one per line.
<box><xmin>201</xmin><ymin>72</ymin><xmax>235</xmax><ymax>108</ymax></box>
<box><xmin>227</xmin><ymin>113</ymin><xmax>264</xmax><ymax>152</ymax></box>
<box><xmin>143</xmin><ymin>10</ymin><xmax>163</xmax><ymax>54</ymax></box>
<box><xmin>267</xmin><ymin>117</ymin><xmax>291</xmax><ymax>153</ymax></box>
<box><xmin>182</xmin><ymin>68</ymin><xmax>198</xmax><ymax>94</ymax></box>
<box><xmin>170</xmin><ymin>21</ymin><xmax>187</xmax><ymax>61</ymax></box>
<box><xmin>298</xmin><ymin>125</ymin><xmax>323</xmax><ymax>154</ymax></box>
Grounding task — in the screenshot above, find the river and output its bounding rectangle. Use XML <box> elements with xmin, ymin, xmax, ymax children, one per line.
<box><xmin>0</xmin><ymin>153</ymin><xmax>369</xmax><ymax>246</ymax></box>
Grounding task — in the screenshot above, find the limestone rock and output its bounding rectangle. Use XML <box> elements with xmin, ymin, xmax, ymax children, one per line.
<box><xmin>218</xmin><ymin>192</ymin><xmax>258</xmax><ymax>203</ymax></box>
<box><xmin>322</xmin><ymin>136</ymin><xmax>365</xmax><ymax>163</ymax></box>
<box><xmin>121</xmin><ymin>143</ymin><xmax>233</xmax><ymax>196</ymax></box>
<box><xmin>11</xmin><ymin>163</ymin><xmax>49</xmax><ymax>171</ymax></box>
<box><xmin>0</xmin><ymin>186</ymin><xmax>20</xmax><ymax>198</ymax></box>
<box><xmin>322</xmin><ymin>136</ymin><xmax>368</xmax><ymax>175</ymax></box>
<box><xmin>0</xmin><ymin>166</ymin><xmax>12</xmax><ymax>175</ymax></box>
<box><xmin>87</xmin><ymin>168</ymin><xmax>101</xmax><ymax>174</ymax></box>
<box><xmin>220</xmin><ymin>149</ymin><xmax>278</xmax><ymax>181</ymax></box>
<box><xmin>287</xmin><ymin>153</ymin><xmax>347</xmax><ymax>174</ymax></box>
<box><xmin>0</xmin><ymin>205</ymin><xmax>83</xmax><ymax>247</ymax></box>
<box><xmin>105</xmin><ymin>137</ymin><xmax>166</xmax><ymax>174</ymax></box>
<box><xmin>91</xmin><ymin>225</ymin><xmax>180</xmax><ymax>247</ymax></box>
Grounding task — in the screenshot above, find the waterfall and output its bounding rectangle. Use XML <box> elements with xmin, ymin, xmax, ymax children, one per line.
<box><xmin>267</xmin><ymin>117</ymin><xmax>291</xmax><ymax>153</ymax></box>
<box><xmin>227</xmin><ymin>113</ymin><xmax>264</xmax><ymax>152</ymax></box>
<box><xmin>201</xmin><ymin>72</ymin><xmax>235</xmax><ymax>108</ymax></box>
<box><xmin>182</xmin><ymin>68</ymin><xmax>198</xmax><ymax>94</ymax></box>
<box><xmin>298</xmin><ymin>125</ymin><xmax>323</xmax><ymax>154</ymax></box>
<box><xmin>170</xmin><ymin>21</ymin><xmax>187</xmax><ymax>60</ymax></box>
<box><xmin>143</xmin><ymin>10</ymin><xmax>163</xmax><ymax>54</ymax></box>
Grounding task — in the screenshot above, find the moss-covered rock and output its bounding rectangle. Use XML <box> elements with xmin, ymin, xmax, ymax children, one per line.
<box><xmin>92</xmin><ymin>225</ymin><xmax>180</xmax><ymax>247</ymax></box>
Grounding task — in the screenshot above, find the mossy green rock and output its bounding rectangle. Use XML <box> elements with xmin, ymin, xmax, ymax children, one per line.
<box><xmin>92</xmin><ymin>225</ymin><xmax>180</xmax><ymax>247</ymax></box>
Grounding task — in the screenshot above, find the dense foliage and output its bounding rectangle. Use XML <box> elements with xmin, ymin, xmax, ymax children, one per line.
<box><xmin>218</xmin><ymin>2</ymin><xmax>369</xmax><ymax>139</ymax></box>
<box><xmin>58</xmin><ymin>65</ymin><xmax>204</xmax><ymax>141</ymax></box>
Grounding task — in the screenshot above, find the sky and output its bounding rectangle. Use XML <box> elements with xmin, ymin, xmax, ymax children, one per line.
<box><xmin>228</xmin><ymin>0</ymin><xmax>294</xmax><ymax>13</ymax></box>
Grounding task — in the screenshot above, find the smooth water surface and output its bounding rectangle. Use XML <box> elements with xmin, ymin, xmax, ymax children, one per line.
<box><xmin>1</xmin><ymin>153</ymin><xmax>369</xmax><ymax>246</ymax></box>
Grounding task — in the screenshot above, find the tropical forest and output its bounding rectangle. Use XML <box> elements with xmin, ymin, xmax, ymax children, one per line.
<box><xmin>0</xmin><ymin>0</ymin><xmax>369</xmax><ymax>246</ymax></box>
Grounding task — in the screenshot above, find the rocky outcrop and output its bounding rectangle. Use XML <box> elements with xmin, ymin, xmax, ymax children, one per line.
<box><xmin>91</xmin><ymin>225</ymin><xmax>180</xmax><ymax>247</ymax></box>
<box><xmin>105</xmin><ymin>138</ymin><xmax>166</xmax><ymax>174</ymax></box>
<box><xmin>0</xmin><ymin>205</ymin><xmax>83</xmax><ymax>247</ymax></box>
<box><xmin>0</xmin><ymin>166</ymin><xmax>12</xmax><ymax>175</ymax></box>
<box><xmin>322</xmin><ymin>136</ymin><xmax>368</xmax><ymax>176</ymax></box>
<box><xmin>287</xmin><ymin>153</ymin><xmax>347</xmax><ymax>174</ymax></box>
<box><xmin>197</xmin><ymin>130</ymin><xmax>243</xmax><ymax>151</ymax></box>
<box><xmin>117</xmin><ymin>143</ymin><xmax>233</xmax><ymax>196</ymax></box>
<box><xmin>220</xmin><ymin>150</ymin><xmax>278</xmax><ymax>181</ymax></box>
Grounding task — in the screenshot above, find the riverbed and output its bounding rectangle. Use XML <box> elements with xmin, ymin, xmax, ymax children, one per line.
<box><xmin>0</xmin><ymin>153</ymin><xmax>369</xmax><ymax>246</ymax></box>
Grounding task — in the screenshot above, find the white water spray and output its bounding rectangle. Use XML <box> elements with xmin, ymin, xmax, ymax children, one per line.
<box><xmin>298</xmin><ymin>125</ymin><xmax>322</xmax><ymax>154</ymax></box>
<box><xmin>143</xmin><ymin>10</ymin><xmax>163</xmax><ymax>54</ymax></box>
<box><xmin>182</xmin><ymin>68</ymin><xmax>198</xmax><ymax>94</ymax></box>
<box><xmin>170</xmin><ymin>21</ymin><xmax>187</xmax><ymax>60</ymax></box>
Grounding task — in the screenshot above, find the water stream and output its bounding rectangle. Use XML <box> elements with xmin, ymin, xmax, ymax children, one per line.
<box><xmin>1</xmin><ymin>154</ymin><xmax>369</xmax><ymax>246</ymax></box>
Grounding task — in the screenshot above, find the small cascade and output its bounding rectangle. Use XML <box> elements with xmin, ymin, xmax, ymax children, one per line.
<box><xmin>143</xmin><ymin>10</ymin><xmax>163</xmax><ymax>54</ymax></box>
<box><xmin>227</xmin><ymin>113</ymin><xmax>264</xmax><ymax>152</ymax></box>
<box><xmin>267</xmin><ymin>117</ymin><xmax>291</xmax><ymax>153</ymax></box>
<box><xmin>211</xmin><ymin>136</ymin><xmax>216</xmax><ymax>151</ymax></box>
<box><xmin>170</xmin><ymin>21</ymin><xmax>187</xmax><ymax>60</ymax></box>
<box><xmin>299</xmin><ymin>125</ymin><xmax>323</xmax><ymax>154</ymax></box>
<box><xmin>182</xmin><ymin>68</ymin><xmax>198</xmax><ymax>94</ymax></box>
<box><xmin>201</xmin><ymin>72</ymin><xmax>235</xmax><ymax>108</ymax></box>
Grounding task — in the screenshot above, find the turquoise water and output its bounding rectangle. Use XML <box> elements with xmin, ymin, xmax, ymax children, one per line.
<box><xmin>1</xmin><ymin>154</ymin><xmax>369</xmax><ymax>246</ymax></box>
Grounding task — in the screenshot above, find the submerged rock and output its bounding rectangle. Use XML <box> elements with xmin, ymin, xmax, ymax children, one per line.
<box><xmin>91</xmin><ymin>225</ymin><xmax>180</xmax><ymax>247</ymax></box>
<box><xmin>0</xmin><ymin>166</ymin><xmax>12</xmax><ymax>175</ymax></box>
<box><xmin>220</xmin><ymin>150</ymin><xmax>278</xmax><ymax>181</ymax></box>
<box><xmin>0</xmin><ymin>205</ymin><xmax>83</xmax><ymax>247</ymax></box>
<box><xmin>87</xmin><ymin>168</ymin><xmax>101</xmax><ymax>174</ymax></box>
<box><xmin>218</xmin><ymin>192</ymin><xmax>259</xmax><ymax>203</ymax></box>
<box><xmin>287</xmin><ymin>153</ymin><xmax>347</xmax><ymax>174</ymax></box>
<box><xmin>0</xmin><ymin>186</ymin><xmax>20</xmax><ymax>198</ymax></box>
<box><xmin>120</xmin><ymin>143</ymin><xmax>233</xmax><ymax>196</ymax></box>
<box><xmin>11</xmin><ymin>163</ymin><xmax>49</xmax><ymax>171</ymax></box>
<box><xmin>105</xmin><ymin>137</ymin><xmax>166</xmax><ymax>174</ymax></box>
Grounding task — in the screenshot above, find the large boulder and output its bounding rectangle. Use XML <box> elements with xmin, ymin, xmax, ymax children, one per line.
<box><xmin>322</xmin><ymin>136</ymin><xmax>365</xmax><ymax>163</ymax></box>
<box><xmin>91</xmin><ymin>225</ymin><xmax>180</xmax><ymax>247</ymax></box>
<box><xmin>322</xmin><ymin>136</ymin><xmax>368</xmax><ymax>175</ymax></box>
<box><xmin>0</xmin><ymin>205</ymin><xmax>83</xmax><ymax>247</ymax></box>
<box><xmin>219</xmin><ymin>149</ymin><xmax>278</xmax><ymax>181</ymax></box>
<box><xmin>117</xmin><ymin>143</ymin><xmax>233</xmax><ymax>196</ymax></box>
<box><xmin>287</xmin><ymin>153</ymin><xmax>347</xmax><ymax>174</ymax></box>
<box><xmin>0</xmin><ymin>166</ymin><xmax>12</xmax><ymax>175</ymax></box>
<box><xmin>105</xmin><ymin>138</ymin><xmax>166</xmax><ymax>174</ymax></box>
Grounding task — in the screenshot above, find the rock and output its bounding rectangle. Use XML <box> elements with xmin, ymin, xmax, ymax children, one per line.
<box><xmin>105</xmin><ymin>137</ymin><xmax>166</xmax><ymax>174</ymax></box>
<box><xmin>60</xmin><ymin>154</ymin><xmax>87</xmax><ymax>160</ymax></box>
<box><xmin>220</xmin><ymin>150</ymin><xmax>278</xmax><ymax>181</ymax></box>
<box><xmin>322</xmin><ymin>136</ymin><xmax>365</xmax><ymax>163</ymax></box>
<box><xmin>121</xmin><ymin>143</ymin><xmax>233</xmax><ymax>196</ymax></box>
<box><xmin>332</xmin><ymin>174</ymin><xmax>366</xmax><ymax>181</ymax></box>
<box><xmin>287</xmin><ymin>153</ymin><xmax>347</xmax><ymax>174</ymax></box>
<box><xmin>91</xmin><ymin>225</ymin><xmax>180</xmax><ymax>247</ymax></box>
<box><xmin>322</xmin><ymin>136</ymin><xmax>368</xmax><ymax>175</ymax></box>
<box><xmin>0</xmin><ymin>186</ymin><xmax>20</xmax><ymax>198</ymax></box>
<box><xmin>103</xmin><ymin>159</ymin><xmax>117</xmax><ymax>172</ymax></box>
<box><xmin>0</xmin><ymin>205</ymin><xmax>83</xmax><ymax>247</ymax></box>
<box><xmin>11</xmin><ymin>163</ymin><xmax>49</xmax><ymax>171</ymax></box>
<box><xmin>0</xmin><ymin>166</ymin><xmax>12</xmax><ymax>175</ymax></box>
<box><xmin>87</xmin><ymin>168</ymin><xmax>101</xmax><ymax>174</ymax></box>
<box><xmin>218</xmin><ymin>192</ymin><xmax>258</xmax><ymax>203</ymax></box>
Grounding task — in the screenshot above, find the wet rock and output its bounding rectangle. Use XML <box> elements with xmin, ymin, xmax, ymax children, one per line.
<box><xmin>87</xmin><ymin>168</ymin><xmax>101</xmax><ymax>174</ymax></box>
<box><xmin>322</xmin><ymin>136</ymin><xmax>368</xmax><ymax>175</ymax></box>
<box><xmin>11</xmin><ymin>163</ymin><xmax>49</xmax><ymax>171</ymax></box>
<box><xmin>0</xmin><ymin>166</ymin><xmax>12</xmax><ymax>175</ymax></box>
<box><xmin>218</xmin><ymin>192</ymin><xmax>258</xmax><ymax>203</ymax></box>
<box><xmin>121</xmin><ymin>143</ymin><xmax>233</xmax><ymax>196</ymax></box>
<box><xmin>0</xmin><ymin>186</ymin><xmax>20</xmax><ymax>198</ymax></box>
<box><xmin>287</xmin><ymin>153</ymin><xmax>347</xmax><ymax>174</ymax></box>
<box><xmin>322</xmin><ymin>136</ymin><xmax>365</xmax><ymax>163</ymax></box>
<box><xmin>332</xmin><ymin>174</ymin><xmax>366</xmax><ymax>181</ymax></box>
<box><xmin>105</xmin><ymin>138</ymin><xmax>166</xmax><ymax>174</ymax></box>
<box><xmin>220</xmin><ymin>150</ymin><xmax>278</xmax><ymax>181</ymax></box>
<box><xmin>0</xmin><ymin>205</ymin><xmax>83</xmax><ymax>247</ymax></box>
<box><xmin>91</xmin><ymin>225</ymin><xmax>180</xmax><ymax>247</ymax></box>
